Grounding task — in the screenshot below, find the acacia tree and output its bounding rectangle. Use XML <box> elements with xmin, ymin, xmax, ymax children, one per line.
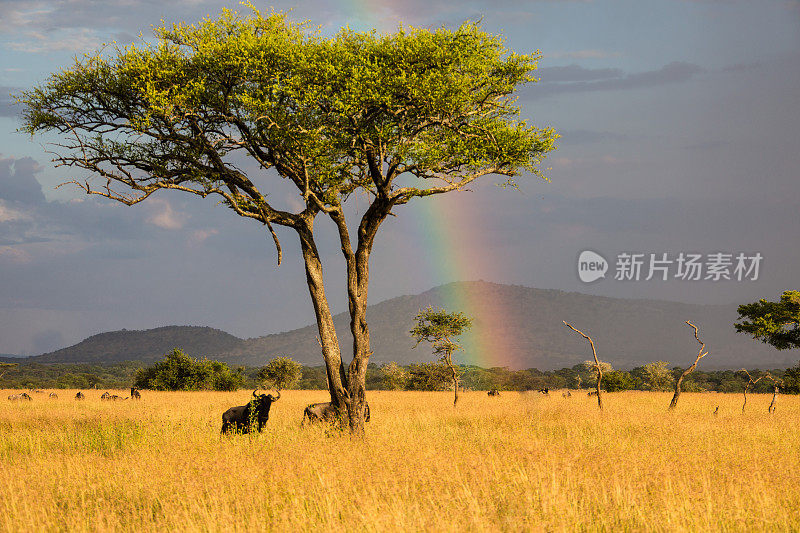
<box><xmin>411</xmin><ymin>307</ymin><xmax>473</xmax><ymax>407</ymax></box>
<box><xmin>19</xmin><ymin>7</ymin><xmax>556</xmax><ymax>434</ymax></box>
<box><xmin>668</xmin><ymin>321</ymin><xmax>709</xmax><ymax>411</ymax></box>
<box><xmin>258</xmin><ymin>356</ymin><xmax>303</xmax><ymax>391</ymax></box>
<box><xmin>735</xmin><ymin>291</ymin><xmax>800</xmax><ymax>350</ymax></box>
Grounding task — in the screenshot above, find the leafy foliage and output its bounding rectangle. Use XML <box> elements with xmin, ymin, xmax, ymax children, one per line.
<box><xmin>641</xmin><ymin>361</ymin><xmax>675</xmax><ymax>391</ymax></box>
<box><xmin>134</xmin><ymin>349</ymin><xmax>244</xmax><ymax>391</ymax></box>
<box><xmin>735</xmin><ymin>290</ymin><xmax>800</xmax><ymax>350</ymax></box>
<box><xmin>410</xmin><ymin>307</ymin><xmax>473</xmax><ymax>363</ymax></box>
<box><xmin>258</xmin><ymin>356</ymin><xmax>303</xmax><ymax>390</ymax></box>
<box><xmin>406</xmin><ymin>362</ymin><xmax>452</xmax><ymax>391</ymax></box>
<box><xmin>381</xmin><ymin>362</ymin><xmax>409</xmax><ymax>390</ymax></box>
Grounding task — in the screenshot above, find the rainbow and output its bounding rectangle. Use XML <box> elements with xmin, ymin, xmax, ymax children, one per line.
<box><xmin>413</xmin><ymin>194</ymin><xmax>522</xmax><ymax>369</ymax></box>
<box><xmin>331</xmin><ymin>2</ymin><xmax>525</xmax><ymax>369</ymax></box>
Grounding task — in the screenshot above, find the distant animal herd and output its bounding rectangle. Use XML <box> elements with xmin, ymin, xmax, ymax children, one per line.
<box><xmin>5</xmin><ymin>384</ymin><xmax>773</xmax><ymax>434</ymax></box>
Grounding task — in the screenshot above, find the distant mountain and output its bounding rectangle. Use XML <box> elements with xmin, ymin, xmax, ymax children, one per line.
<box><xmin>0</xmin><ymin>354</ymin><xmax>23</xmax><ymax>362</ymax></box>
<box><xmin>19</xmin><ymin>282</ymin><xmax>797</xmax><ymax>370</ymax></box>
<box><xmin>27</xmin><ymin>326</ymin><xmax>242</xmax><ymax>364</ymax></box>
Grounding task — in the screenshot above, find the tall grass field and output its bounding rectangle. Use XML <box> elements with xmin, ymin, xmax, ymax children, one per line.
<box><xmin>1</xmin><ymin>389</ymin><xmax>798</xmax><ymax>531</ymax></box>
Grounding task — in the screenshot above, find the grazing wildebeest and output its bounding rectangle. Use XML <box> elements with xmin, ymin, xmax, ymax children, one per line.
<box><xmin>587</xmin><ymin>390</ymin><xmax>598</xmax><ymax>397</ymax></box>
<box><xmin>75</xmin><ymin>391</ymin><xmax>85</xmax><ymax>400</ymax></box>
<box><xmin>221</xmin><ymin>390</ymin><xmax>280</xmax><ymax>434</ymax></box>
<box><xmin>302</xmin><ymin>401</ymin><xmax>370</xmax><ymax>425</ymax></box>
<box><xmin>49</xmin><ymin>392</ymin><xmax>58</xmax><ymax>399</ymax></box>
<box><xmin>538</xmin><ymin>388</ymin><xmax>550</xmax><ymax>395</ymax></box>
<box><xmin>101</xmin><ymin>392</ymin><xmax>126</xmax><ymax>401</ymax></box>
<box><xmin>8</xmin><ymin>392</ymin><xmax>32</xmax><ymax>401</ymax></box>
<box><xmin>562</xmin><ymin>390</ymin><xmax>572</xmax><ymax>398</ymax></box>
<box><xmin>130</xmin><ymin>387</ymin><xmax>141</xmax><ymax>400</ymax></box>
<box><xmin>487</xmin><ymin>389</ymin><xmax>500</xmax><ymax>397</ymax></box>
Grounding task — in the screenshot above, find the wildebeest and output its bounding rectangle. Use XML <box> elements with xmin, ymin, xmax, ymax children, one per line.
<box><xmin>75</xmin><ymin>391</ymin><xmax>85</xmax><ymax>400</ymax></box>
<box><xmin>130</xmin><ymin>387</ymin><xmax>141</xmax><ymax>400</ymax></box>
<box><xmin>302</xmin><ymin>401</ymin><xmax>370</xmax><ymax>425</ymax></box>
<box><xmin>538</xmin><ymin>388</ymin><xmax>550</xmax><ymax>395</ymax></box>
<box><xmin>101</xmin><ymin>392</ymin><xmax>126</xmax><ymax>401</ymax></box>
<box><xmin>221</xmin><ymin>390</ymin><xmax>280</xmax><ymax>434</ymax></box>
<box><xmin>562</xmin><ymin>390</ymin><xmax>572</xmax><ymax>398</ymax></box>
<box><xmin>587</xmin><ymin>390</ymin><xmax>598</xmax><ymax>397</ymax></box>
<box><xmin>487</xmin><ymin>389</ymin><xmax>500</xmax><ymax>397</ymax></box>
<box><xmin>8</xmin><ymin>392</ymin><xmax>32</xmax><ymax>401</ymax></box>
<box><xmin>49</xmin><ymin>392</ymin><xmax>58</xmax><ymax>399</ymax></box>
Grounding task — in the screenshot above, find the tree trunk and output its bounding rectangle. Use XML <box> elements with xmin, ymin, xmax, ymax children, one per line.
<box><xmin>297</xmin><ymin>223</ymin><xmax>349</xmax><ymax>414</ymax></box>
<box><xmin>768</xmin><ymin>385</ymin><xmax>778</xmax><ymax>413</ymax></box>
<box><xmin>742</xmin><ymin>384</ymin><xmax>750</xmax><ymax>414</ymax></box>
<box><xmin>594</xmin><ymin>371</ymin><xmax>603</xmax><ymax>410</ymax></box>
<box><xmin>452</xmin><ymin>361</ymin><xmax>459</xmax><ymax>407</ymax></box>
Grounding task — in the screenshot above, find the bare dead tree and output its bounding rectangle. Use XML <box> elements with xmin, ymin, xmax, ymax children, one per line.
<box><xmin>563</xmin><ymin>321</ymin><xmax>603</xmax><ymax>410</ymax></box>
<box><xmin>764</xmin><ymin>372</ymin><xmax>782</xmax><ymax>414</ymax></box>
<box><xmin>668</xmin><ymin>321</ymin><xmax>709</xmax><ymax>411</ymax></box>
<box><xmin>739</xmin><ymin>369</ymin><xmax>764</xmax><ymax>414</ymax></box>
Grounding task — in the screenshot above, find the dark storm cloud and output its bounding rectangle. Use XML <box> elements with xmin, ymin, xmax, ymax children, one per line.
<box><xmin>527</xmin><ymin>62</ymin><xmax>706</xmax><ymax>98</ymax></box>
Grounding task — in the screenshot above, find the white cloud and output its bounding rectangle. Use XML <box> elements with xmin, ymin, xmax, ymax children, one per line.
<box><xmin>0</xmin><ymin>200</ymin><xmax>30</xmax><ymax>223</ymax></box>
<box><xmin>6</xmin><ymin>29</ymin><xmax>102</xmax><ymax>54</ymax></box>
<box><xmin>188</xmin><ymin>228</ymin><xmax>218</xmax><ymax>246</ymax></box>
<box><xmin>147</xmin><ymin>198</ymin><xmax>185</xmax><ymax>230</ymax></box>
<box><xmin>0</xmin><ymin>245</ymin><xmax>32</xmax><ymax>264</ymax></box>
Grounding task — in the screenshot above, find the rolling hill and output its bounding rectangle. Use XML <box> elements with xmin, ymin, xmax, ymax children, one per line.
<box><xmin>22</xmin><ymin>281</ymin><xmax>796</xmax><ymax>370</ymax></box>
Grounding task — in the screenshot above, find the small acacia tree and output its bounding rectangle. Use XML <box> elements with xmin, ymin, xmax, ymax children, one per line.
<box><xmin>19</xmin><ymin>7</ymin><xmax>556</xmax><ymax>434</ymax></box>
<box><xmin>258</xmin><ymin>356</ymin><xmax>303</xmax><ymax>391</ymax></box>
<box><xmin>735</xmin><ymin>291</ymin><xmax>800</xmax><ymax>350</ymax></box>
<box><xmin>411</xmin><ymin>307</ymin><xmax>472</xmax><ymax>407</ymax></box>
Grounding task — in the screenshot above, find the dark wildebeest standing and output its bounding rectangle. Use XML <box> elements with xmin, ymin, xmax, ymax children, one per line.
<box><xmin>302</xmin><ymin>402</ymin><xmax>370</xmax><ymax>425</ymax></box>
<box><xmin>487</xmin><ymin>389</ymin><xmax>500</xmax><ymax>397</ymax></box>
<box><xmin>221</xmin><ymin>390</ymin><xmax>280</xmax><ymax>434</ymax></box>
<box><xmin>75</xmin><ymin>391</ymin><xmax>85</xmax><ymax>400</ymax></box>
<box><xmin>8</xmin><ymin>393</ymin><xmax>33</xmax><ymax>401</ymax></box>
<box><xmin>538</xmin><ymin>388</ymin><xmax>550</xmax><ymax>395</ymax></box>
<box><xmin>130</xmin><ymin>387</ymin><xmax>141</xmax><ymax>400</ymax></box>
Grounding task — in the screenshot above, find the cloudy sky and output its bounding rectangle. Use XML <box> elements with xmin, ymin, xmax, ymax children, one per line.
<box><xmin>1</xmin><ymin>0</ymin><xmax>798</xmax><ymax>355</ymax></box>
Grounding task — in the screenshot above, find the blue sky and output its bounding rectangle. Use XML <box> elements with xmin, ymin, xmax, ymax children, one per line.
<box><xmin>1</xmin><ymin>0</ymin><xmax>799</xmax><ymax>355</ymax></box>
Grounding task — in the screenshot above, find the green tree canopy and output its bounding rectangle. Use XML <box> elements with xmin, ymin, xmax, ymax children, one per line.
<box><xmin>735</xmin><ymin>290</ymin><xmax>800</xmax><ymax>350</ymax></box>
<box><xmin>641</xmin><ymin>361</ymin><xmax>674</xmax><ymax>391</ymax></box>
<box><xmin>258</xmin><ymin>356</ymin><xmax>303</xmax><ymax>390</ymax></box>
<box><xmin>134</xmin><ymin>348</ymin><xmax>243</xmax><ymax>391</ymax></box>
<box><xmin>411</xmin><ymin>306</ymin><xmax>472</xmax><ymax>406</ymax></box>
<box><xmin>19</xmin><ymin>6</ymin><xmax>556</xmax><ymax>432</ymax></box>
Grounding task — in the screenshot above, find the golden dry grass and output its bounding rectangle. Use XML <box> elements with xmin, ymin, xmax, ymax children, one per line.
<box><xmin>1</xmin><ymin>388</ymin><xmax>798</xmax><ymax>532</ymax></box>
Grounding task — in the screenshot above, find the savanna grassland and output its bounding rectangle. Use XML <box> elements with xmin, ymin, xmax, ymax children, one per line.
<box><xmin>1</xmin><ymin>389</ymin><xmax>798</xmax><ymax>532</ymax></box>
